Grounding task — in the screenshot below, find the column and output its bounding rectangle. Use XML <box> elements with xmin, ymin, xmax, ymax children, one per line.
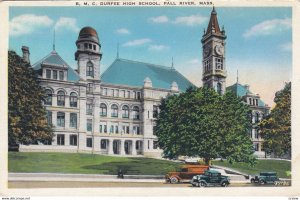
<box><xmin>108</xmin><ymin>138</ymin><xmax>114</xmax><ymax>155</ymax></box>
<box><xmin>65</xmin><ymin>95</ymin><xmax>70</xmax><ymax>108</ymax></box>
<box><xmin>120</xmin><ymin>139</ymin><xmax>125</xmax><ymax>155</ymax></box>
<box><xmin>132</xmin><ymin>140</ymin><xmax>137</xmax><ymax>155</ymax></box>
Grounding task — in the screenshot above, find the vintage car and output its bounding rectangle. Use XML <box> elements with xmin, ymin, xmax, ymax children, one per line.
<box><xmin>165</xmin><ymin>165</ymin><xmax>209</xmax><ymax>184</ymax></box>
<box><xmin>191</xmin><ymin>169</ymin><xmax>230</xmax><ymax>187</ymax></box>
<box><xmin>250</xmin><ymin>172</ymin><xmax>279</xmax><ymax>184</ymax></box>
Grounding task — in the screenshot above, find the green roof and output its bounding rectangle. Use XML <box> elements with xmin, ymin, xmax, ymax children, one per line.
<box><xmin>32</xmin><ymin>51</ymin><xmax>80</xmax><ymax>82</ymax></box>
<box><xmin>226</xmin><ymin>83</ymin><xmax>266</xmax><ymax>107</ymax></box>
<box><xmin>101</xmin><ymin>58</ymin><xmax>195</xmax><ymax>91</ymax></box>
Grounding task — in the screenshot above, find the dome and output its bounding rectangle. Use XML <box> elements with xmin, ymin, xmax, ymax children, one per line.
<box><xmin>77</xmin><ymin>26</ymin><xmax>99</xmax><ymax>43</ymax></box>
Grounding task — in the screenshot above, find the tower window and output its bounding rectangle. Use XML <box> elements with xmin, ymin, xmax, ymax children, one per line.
<box><xmin>93</xmin><ymin>45</ymin><xmax>96</xmax><ymax>50</ymax></box>
<box><xmin>215</xmin><ymin>58</ymin><xmax>223</xmax><ymax>70</ymax></box>
<box><xmin>89</xmin><ymin>44</ymin><xmax>92</xmax><ymax>49</ymax></box>
<box><xmin>84</xmin><ymin>43</ymin><xmax>88</xmax><ymax>49</ymax></box>
<box><xmin>217</xmin><ymin>83</ymin><xmax>222</xmax><ymax>95</ymax></box>
<box><xmin>86</xmin><ymin>62</ymin><xmax>94</xmax><ymax>77</ymax></box>
<box><xmin>204</xmin><ymin>60</ymin><xmax>211</xmax><ymax>73</ymax></box>
<box><xmin>87</xmin><ymin>83</ymin><xmax>93</xmax><ymax>93</ymax></box>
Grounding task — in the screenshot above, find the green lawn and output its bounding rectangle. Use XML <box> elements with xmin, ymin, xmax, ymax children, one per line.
<box><xmin>212</xmin><ymin>159</ymin><xmax>291</xmax><ymax>178</ymax></box>
<box><xmin>8</xmin><ymin>152</ymin><xmax>180</xmax><ymax>175</ymax></box>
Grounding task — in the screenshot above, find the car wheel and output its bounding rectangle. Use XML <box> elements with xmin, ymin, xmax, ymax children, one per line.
<box><xmin>221</xmin><ymin>182</ymin><xmax>228</xmax><ymax>187</ymax></box>
<box><xmin>200</xmin><ymin>182</ymin><xmax>207</xmax><ymax>187</ymax></box>
<box><xmin>170</xmin><ymin>177</ymin><xmax>179</xmax><ymax>184</ymax></box>
<box><xmin>251</xmin><ymin>179</ymin><xmax>255</xmax><ymax>183</ymax></box>
<box><xmin>259</xmin><ymin>180</ymin><xmax>265</xmax><ymax>185</ymax></box>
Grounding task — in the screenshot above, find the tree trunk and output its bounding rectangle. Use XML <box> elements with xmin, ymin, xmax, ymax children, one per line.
<box><xmin>204</xmin><ymin>158</ymin><xmax>211</xmax><ymax>166</ymax></box>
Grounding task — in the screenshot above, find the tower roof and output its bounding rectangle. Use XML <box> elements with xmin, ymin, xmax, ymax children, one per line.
<box><xmin>205</xmin><ymin>6</ymin><xmax>222</xmax><ymax>36</ymax></box>
<box><xmin>77</xmin><ymin>26</ymin><xmax>99</xmax><ymax>44</ymax></box>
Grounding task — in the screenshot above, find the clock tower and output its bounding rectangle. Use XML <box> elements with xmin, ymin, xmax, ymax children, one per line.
<box><xmin>201</xmin><ymin>7</ymin><xmax>227</xmax><ymax>95</ymax></box>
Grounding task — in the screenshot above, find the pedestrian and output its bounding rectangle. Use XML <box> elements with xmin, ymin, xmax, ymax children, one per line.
<box><xmin>117</xmin><ymin>169</ymin><xmax>124</xmax><ymax>179</ymax></box>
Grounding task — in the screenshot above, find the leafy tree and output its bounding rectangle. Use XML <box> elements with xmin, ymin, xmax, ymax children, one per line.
<box><xmin>8</xmin><ymin>51</ymin><xmax>53</xmax><ymax>147</ymax></box>
<box><xmin>259</xmin><ymin>82</ymin><xmax>291</xmax><ymax>157</ymax></box>
<box><xmin>155</xmin><ymin>87</ymin><xmax>256</xmax><ymax>165</ymax></box>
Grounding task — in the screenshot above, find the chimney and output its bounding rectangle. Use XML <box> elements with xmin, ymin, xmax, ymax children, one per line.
<box><xmin>21</xmin><ymin>46</ymin><xmax>30</xmax><ymax>63</ymax></box>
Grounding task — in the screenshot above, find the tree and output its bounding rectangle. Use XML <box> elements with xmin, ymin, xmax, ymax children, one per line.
<box><xmin>155</xmin><ymin>87</ymin><xmax>256</xmax><ymax>165</ymax></box>
<box><xmin>259</xmin><ymin>82</ymin><xmax>291</xmax><ymax>157</ymax></box>
<box><xmin>8</xmin><ymin>51</ymin><xmax>53</xmax><ymax>147</ymax></box>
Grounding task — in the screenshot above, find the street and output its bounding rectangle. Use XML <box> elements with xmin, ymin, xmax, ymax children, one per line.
<box><xmin>8</xmin><ymin>181</ymin><xmax>290</xmax><ymax>188</ymax></box>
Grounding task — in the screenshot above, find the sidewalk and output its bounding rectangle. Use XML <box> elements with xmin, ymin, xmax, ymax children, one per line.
<box><xmin>8</xmin><ymin>173</ymin><xmax>165</xmax><ymax>183</ymax></box>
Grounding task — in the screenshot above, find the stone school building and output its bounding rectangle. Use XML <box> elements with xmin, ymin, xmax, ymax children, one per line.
<box><xmin>19</xmin><ymin>7</ymin><xmax>269</xmax><ymax>158</ymax></box>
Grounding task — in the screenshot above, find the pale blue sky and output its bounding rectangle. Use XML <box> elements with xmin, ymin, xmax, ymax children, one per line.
<box><xmin>9</xmin><ymin>6</ymin><xmax>292</xmax><ymax>107</ymax></box>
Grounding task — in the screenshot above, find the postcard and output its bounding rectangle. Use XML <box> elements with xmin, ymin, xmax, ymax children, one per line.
<box><xmin>0</xmin><ymin>0</ymin><xmax>299</xmax><ymax>198</ymax></box>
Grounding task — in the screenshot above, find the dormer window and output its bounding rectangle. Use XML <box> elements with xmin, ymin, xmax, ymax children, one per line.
<box><xmin>46</xmin><ymin>69</ymin><xmax>51</xmax><ymax>79</ymax></box>
<box><xmin>53</xmin><ymin>70</ymin><xmax>57</xmax><ymax>80</ymax></box>
<box><xmin>86</xmin><ymin>62</ymin><xmax>94</xmax><ymax>77</ymax></box>
<box><xmin>59</xmin><ymin>71</ymin><xmax>64</xmax><ymax>80</ymax></box>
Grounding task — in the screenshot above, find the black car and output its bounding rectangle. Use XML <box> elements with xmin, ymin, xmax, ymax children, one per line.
<box><xmin>250</xmin><ymin>172</ymin><xmax>279</xmax><ymax>184</ymax></box>
<box><xmin>191</xmin><ymin>169</ymin><xmax>230</xmax><ymax>187</ymax></box>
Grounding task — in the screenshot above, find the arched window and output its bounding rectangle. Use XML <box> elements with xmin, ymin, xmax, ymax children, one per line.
<box><xmin>217</xmin><ymin>83</ymin><xmax>222</xmax><ymax>95</ymax></box>
<box><xmin>133</xmin><ymin>106</ymin><xmax>139</xmax><ymax>120</ymax></box>
<box><xmin>255</xmin><ymin>112</ymin><xmax>260</xmax><ymax>123</ymax></box>
<box><xmin>45</xmin><ymin>89</ymin><xmax>52</xmax><ymax>105</ymax></box>
<box><xmin>57</xmin><ymin>91</ymin><xmax>65</xmax><ymax>106</ymax></box>
<box><xmin>70</xmin><ymin>92</ymin><xmax>78</xmax><ymax>107</ymax></box>
<box><xmin>122</xmin><ymin>105</ymin><xmax>129</xmax><ymax>118</ymax></box>
<box><xmin>100</xmin><ymin>103</ymin><xmax>107</xmax><ymax>117</ymax></box>
<box><xmin>111</xmin><ymin>104</ymin><xmax>118</xmax><ymax>117</ymax></box>
<box><xmin>86</xmin><ymin>62</ymin><xmax>94</xmax><ymax>77</ymax></box>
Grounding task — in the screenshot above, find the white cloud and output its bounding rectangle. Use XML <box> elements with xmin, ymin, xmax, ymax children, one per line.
<box><xmin>280</xmin><ymin>42</ymin><xmax>292</xmax><ymax>52</ymax></box>
<box><xmin>122</xmin><ymin>38</ymin><xmax>152</xmax><ymax>47</ymax></box>
<box><xmin>55</xmin><ymin>17</ymin><xmax>79</xmax><ymax>33</ymax></box>
<box><xmin>243</xmin><ymin>18</ymin><xmax>291</xmax><ymax>38</ymax></box>
<box><xmin>115</xmin><ymin>28</ymin><xmax>130</xmax><ymax>35</ymax></box>
<box><xmin>148</xmin><ymin>16</ymin><xmax>169</xmax><ymax>23</ymax></box>
<box><xmin>148</xmin><ymin>45</ymin><xmax>169</xmax><ymax>51</ymax></box>
<box><xmin>173</xmin><ymin>15</ymin><xmax>208</xmax><ymax>26</ymax></box>
<box><xmin>10</xmin><ymin>14</ymin><xmax>53</xmax><ymax>36</ymax></box>
<box><xmin>187</xmin><ymin>59</ymin><xmax>200</xmax><ymax>64</ymax></box>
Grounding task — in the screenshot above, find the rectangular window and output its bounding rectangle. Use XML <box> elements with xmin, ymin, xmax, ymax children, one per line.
<box><xmin>100</xmin><ymin>125</ymin><xmax>103</xmax><ymax>133</ymax></box>
<box><xmin>87</xmin><ymin>119</ymin><xmax>92</xmax><ymax>132</ymax></box>
<box><xmin>89</xmin><ymin>43</ymin><xmax>92</xmax><ymax>49</ymax></box>
<box><xmin>111</xmin><ymin>89</ymin><xmax>114</xmax><ymax>97</ymax></box>
<box><xmin>133</xmin><ymin>126</ymin><xmax>140</xmax><ymax>135</ymax></box>
<box><xmin>87</xmin><ymin>83</ymin><xmax>93</xmax><ymax>93</ymax></box>
<box><xmin>59</xmin><ymin>71</ymin><xmax>64</xmax><ymax>80</ymax></box>
<box><xmin>57</xmin><ymin>112</ymin><xmax>65</xmax><ymax>127</ymax></box>
<box><xmin>46</xmin><ymin>69</ymin><xmax>51</xmax><ymax>79</ymax></box>
<box><xmin>133</xmin><ymin>91</ymin><xmax>137</xmax><ymax>99</ymax></box>
<box><xmin>104</xmin><ymin>125</ymin><xmax>107</xmax><ymax>133</ymax></box>
<box><xmin>93</xmin><ymin>45</ymin><xmax>96</xmax><ymax>50</ymax></box>
<box><xmin>86</xmin><ymin>138</ymin><xmax>93</xmax><ymax>147</ymax></box>
<box><xmin>110</xmin><ymin>125</ymin><xmax>114</xmax><ymax>133</ymax></box>
<box><xmin>70</xmin><ymin>113</ymin><xmax>77</xmax><ymax>128</ymax></box>
<box><xmin>153</xmin><ymin>105</ymin><xmax>158</xmax><ymax>118</ymax></box>
<box><xmin>47</xmin><ymin>111</ymin><xmax>52</xmax><ymax>125</ymax></box>
<box><xmin>101</xmin><ymin>139</ymin><xmax>107</xmax><ymax>149</ymax></box>
<box><xmin>53</xmin><ymin>70</ymin><xmax>57</xmax><ymax>80</ymax></box>
<box><xmin>86</xmin><ymin>102</ymin><xmax>93</xmax><ymax>115</ymax></box>
<box><xmin>70</xmin><ymin>135</ymin><xmax>77</xmax><ymax>146</ymax></box>
<box><xmin>121</xmin><ymin>90</ymin><xmax>125</xmax><ymax>98</ymax></box>
<box><xmin>153</xmin><ymin>141</ymin><xmax>159</xmax><ymax>149</ymax></box>
<box><xmin>137</xmin><ymin>92</ymin><xmax>141</xmax><ymax>100</ymax></box>
<box><xmin>57</xmin><ymin>134</ymin><xmax>65</xmax><ymax>145</ymax></box>
<box><xmin>126</xmin><ymin>126</ymin><xmax>130</xmax><ymax>134</ymax></box>
<box><xmin>115</xmin><ymin>126</ymin><xmax>119</xmax><ymax>134</ymax></box>
<box><xmin>84</xmin><ymin>43</ymin><xmax>88</xmax><ymax>49</ymax></box>
<box><xmin>127</xmin><ymin>91</ymin><xmax>130</xmax><ymax>98</ymax></box>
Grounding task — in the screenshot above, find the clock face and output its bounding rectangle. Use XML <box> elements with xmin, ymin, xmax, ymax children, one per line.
<box><xmin>215</xmin><ymin>44</ymin><xmax>224</xmax><ymax>56</ymax></box>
